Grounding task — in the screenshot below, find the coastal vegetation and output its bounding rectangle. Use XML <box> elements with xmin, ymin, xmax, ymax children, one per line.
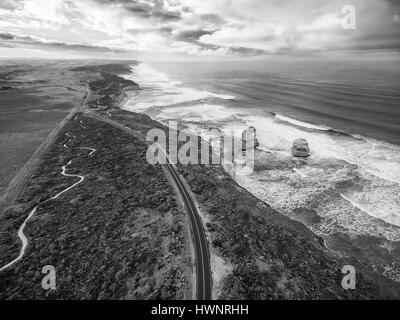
<box><xmin>79</xmin><ymin>62</ymin><xmax>400</xmax><ymax>299</ymax></box>
<box><xmin>0</xmin><ymin>112</ymin><xmax>191</xmax><ymax>299</ymax></box>
<box><xmin>1</xmin><ymin>61</ymin><xmax>399</xmax><ymax>300</ymax></box>
<box><xmin>177</xmin><ymin>162</ymin><xmax>400</xmax><ymax>299</ymax></box>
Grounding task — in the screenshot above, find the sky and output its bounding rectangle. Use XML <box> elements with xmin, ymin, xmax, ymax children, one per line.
<box><xmin>0</xmin><ymin>0</ymin><xmax>399</xmax><ymax>60</ymax></box>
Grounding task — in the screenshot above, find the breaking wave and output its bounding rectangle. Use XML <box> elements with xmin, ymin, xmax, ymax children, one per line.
<box><xmin>121</xmin><ymin>61</ymin><xmax>400</xmax><ymax>241</ymax></box>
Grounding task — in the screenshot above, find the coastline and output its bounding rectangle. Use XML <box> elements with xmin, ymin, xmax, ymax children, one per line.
<box><xmin>1</xmin><ymin>61</ymin><xmax>400</xmax><ymax>299</ymax></box>
<box><xmin>114</xmin><ymin>67</ymin><xmax>400</xmax><ymax>299</ymax></box>
<box><xmin>121</xmin><ymin>62</ymin><xmax>400</xmax><ymax>286</ymax></box>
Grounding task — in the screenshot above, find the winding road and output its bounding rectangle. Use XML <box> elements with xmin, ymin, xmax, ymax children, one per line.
<box><xmin>0</xmin><ymin>122</ymin><xmax>96</xmax><ymax>272</ymax></box>
<box><xmin>81</xmin><ymin>87</ymin><xmax>212</xmax><ymax>300</ymax></box>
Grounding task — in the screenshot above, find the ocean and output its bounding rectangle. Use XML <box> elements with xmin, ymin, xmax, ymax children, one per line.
<box><xmin>123</xmin><ymin>60</ymin><xmax>400</xmax><ymax>281</ymax></box>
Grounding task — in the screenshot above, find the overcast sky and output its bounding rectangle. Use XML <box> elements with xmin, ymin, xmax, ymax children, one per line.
<box><xmin>0</xmin><ymin>0</ymin><xmax>399</xmax><ymax>60</ymax></box>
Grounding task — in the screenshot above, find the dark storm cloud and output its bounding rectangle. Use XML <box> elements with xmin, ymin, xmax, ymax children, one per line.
<box><xmin>385</xmin><ymin>0</ymin><xmax>400</xmax><ymax>13</ymax></box>
<box><xmin>152</xmin><ymin>10</ymin><xmax>181</xmax><ymax>21</ymax></box>
<box><xmin>199</xmin><ymin>14</ymin><xmax>225</xmax><ymax>25</ymax></box>
<box><xmin>227</xmin><ymin>46</ymin><xmax>268</xmax><ymax>56</ymax></box>
<box><xmin>341</xmin><ymin>0</ymin><xmax>400</xmax><ymax>52</ymax></box>
<box><xmin>127</xmin><ymin>26</ymin><xmax>173</xmax><ymax>35</ymax></box>
<box><xmin>194</xmin><ymin>40</ymin><xmax>267</xmax><ymax>57</ymax></box>
<box><xmin>0</xmin><ymin>0</ymin><xmax>18</xmax><ymax>11</ymax></box>
<box><xmin>94</xmin><ymin>0</ymin><xmax>182</xmax><ymax>21</ymax></box>
<box><xmin>0</xmin><ymin>32</ymin><xmax>124</xmax><ymax>53</ymax></box>
<box><xmin>2</xmin><ymin>0</ymin><xmax>400</xmax><ymax>58</ymax></box>
<box><xmin>49</xmin><ymin>42</ymin><xmax>125</xmax><ymax>52</ymax></box>
<box><xmin>0</xmin><ymin>33</ymin><xmax>15</xmax><ymax>40</ymax></box>
<box><xmin>176</xmin><ymin>29</ymin><xmax>215</xmax><ymax>42</ymax></box>
<box><xmin>350</xmin><ymin>32</ymin><xmax>400</xmax><ymax>51</ymax></box>
<box><xmin>125</xmin><ymin>5</ymin><xmax>149</xmax><ymax>16</ymax></box>
<box><xmin>82</xmin><ymin>0</ymin><xmax>400</xmax><ymax>55</ymax></box>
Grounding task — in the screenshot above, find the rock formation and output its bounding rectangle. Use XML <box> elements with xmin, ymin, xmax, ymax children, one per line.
<box><xmin>291</xmin><ymin>138</ymin><xmax>310</xmax><ymax>157</ymax></box>
<box><xmin>242</xmin><ymin>126</ymin><xmax>260</xmax><ymax>150</ymax></box>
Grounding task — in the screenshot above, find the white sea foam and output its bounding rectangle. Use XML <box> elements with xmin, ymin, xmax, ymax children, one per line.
<box><xmin>121</xmin><ymin>63</ymin><xmax>400</xmax><ymax>238</ymax></box>
<box><xmin>311</xmin><ymin>193</ymin><xmax>400</xmax><ymax>241</ymax></box>
<box><xmin>340</xmin><ymin>194</ymin><xmax>380</xmax><ymax>219</ymax></box>
<box><xmin>123</xmin><ymin>63</ymin><xmax>235</xmax><ymax>113</ymax></box>
<box><xmin>237</xmin><ymin>115</ymin><xmax>400</xmax><ymax>185</ymax></box>
<box><xmin>125</xmin><ymin>62</ymin><xmax>400</xmax><ymax>184</ymax></box>
<box><xmin>157</xmin><ymin>104</ymin><xmax>234</xmax><ymax>122</ymax></box>
<box><xmin>341</xmin><ymin>186</ymin><xmax>400</xmax><ymax>227</ymax></box>
<box><xmin>275</xmin><ymin>114</ymin><xmax>331</xmax><ymax>131</ymax></box>
<box><xmin>293</xmin><ymin>168</ymin><xmax>307</xmax><ymax>178</ymax></box>
<box><xmin>128</xmin><ymin>87</ymin><xmax>235</xmax><ymax>111</ymax></box>
<box><xmin>214</xmin><ymin>113</ymin><xmax>400</xmax><ymax>230</ymax></box>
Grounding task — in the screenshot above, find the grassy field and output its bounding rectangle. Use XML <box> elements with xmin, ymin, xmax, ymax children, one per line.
<box><xmin>0</xmin><ymin>62</ymin><xmax>85</xmax><ymax>198</ymax></box>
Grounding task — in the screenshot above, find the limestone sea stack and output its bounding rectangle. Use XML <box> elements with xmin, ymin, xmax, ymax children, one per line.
<box><xmin>291</xmin><ymin>138</ymin><xmax>310</xmax><ymax>157</ymax></box>
<box><xmin>242</xmin><ymin>126</ymin><xmax>260</xmax><ymax>150</ymax></box>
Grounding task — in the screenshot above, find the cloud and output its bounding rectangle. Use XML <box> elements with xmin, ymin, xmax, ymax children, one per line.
<box><xmin>199</xmin><ymin>14</ymin><xmax>225</xmax><ymax>25</ymax></box>
<box><xmin>176</xmin><ymin>29</ymin><xmax>215</xmax><ymax>42</ymax></box>
<box><xmin>0</xmin><ymin>32</ymin><xmax>124</xmax><ymax>53</ymax></box>
<box><xmin>121</xmin><ymin>0</ymin><xmax>182</xmax><ymax>21</ymax></box>
<box><xmin>0</xmin><ymin>0</ymin><xmax>399</xmax><ymax>58</ymax></box>
<box><xmin>0</xmin><ymin>32</ymin><xmax>15</xmax><ymax>40</ymax></box>
<box><xmin>0</xmin><ymin>0</ymin><xmax>19</xmax><ymax>11</ymax></box>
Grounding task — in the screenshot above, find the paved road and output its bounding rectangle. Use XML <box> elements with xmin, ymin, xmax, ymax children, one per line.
<box><xmin>81</xmin><ymin>87</ymin><xmax>212</xmax><ymax>300</ymax></box>
<box><xmin>163</xmin><ymin>162</ymin><xmax>212</xmax><ymax>300</ymax></box>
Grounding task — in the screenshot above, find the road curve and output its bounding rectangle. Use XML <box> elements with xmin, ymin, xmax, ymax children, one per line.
<box><xmin>81</xmin><ymin>87</ymin><xmax>212</xmax><ymax>300</ymax></box>
<box><xmin>163</xmin><ymin>162</ymin><xmax>212</xmax><ymax>300</ymax></box>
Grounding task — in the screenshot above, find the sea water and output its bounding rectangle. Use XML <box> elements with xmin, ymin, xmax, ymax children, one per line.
<box><xmin>123</xmin><ymin>59</ymin><xmax>400</xmax><ymax>281</ymax></box>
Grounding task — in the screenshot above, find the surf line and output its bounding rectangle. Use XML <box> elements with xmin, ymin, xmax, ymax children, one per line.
<box><xmin>293</xmin><ymin>168</ymin><xmax>307</xmax><ymax>178</ymax></box>
<box><xmin>0</xmin><ymin>121</ymin><xmax>96</xmax><ymax>272</ymax></box>
<box><xmin>340</xmin><ymin>193</ymin><xmax>378</xmax><ymax>219</ymax></box>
